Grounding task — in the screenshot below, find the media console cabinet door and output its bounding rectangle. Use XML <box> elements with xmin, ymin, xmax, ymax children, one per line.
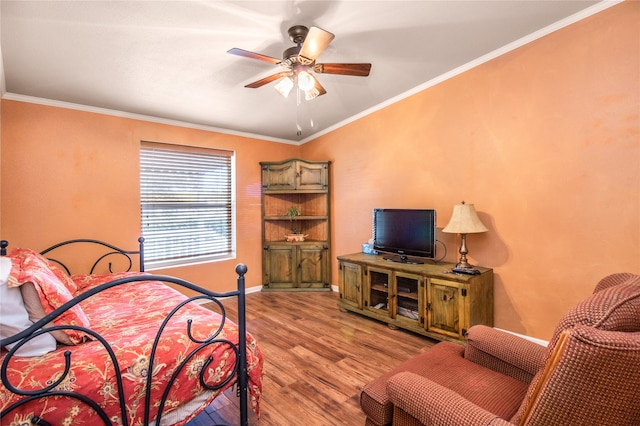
<box><xmin>339</xmin><ymin>261</ymin><xmax>362</xmax><ymax>309</ymax></box>
<box><xmin>393</xmin><ymin>271</ymin><xmax>423</xmax><ymax>325</ymax></box>
<box><xmin>427</xmin><ymin>278</ymin><xmax>467</xmax><ymax>339</ymax></box>
<box><xmin>366</xmin><ymin>267</ymin><xmax>392</xmax><ymax>317</ymax></box>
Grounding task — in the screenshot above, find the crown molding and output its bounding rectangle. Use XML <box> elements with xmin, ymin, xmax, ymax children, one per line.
<box><xmin>1</xmin><ymin>92</ymin><xmax>300</xmax><ymax>146</ymax></box>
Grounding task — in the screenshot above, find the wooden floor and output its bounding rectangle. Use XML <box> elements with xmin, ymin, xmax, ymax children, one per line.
<box><xmin>187</xmin><ymin>290</ymin><xmax>436</xmax><ymax>426</ymax></box>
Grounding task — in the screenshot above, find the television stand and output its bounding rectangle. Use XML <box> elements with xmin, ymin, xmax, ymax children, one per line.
<box><xmin>383</xmin><ymin>254</ymin><xmax>425</xmax><ymax>265</ymax></box>
<box><xmin>337</xmin><ymin>252</ymin><xmax>494</xmax><ymax>342</ymax></box>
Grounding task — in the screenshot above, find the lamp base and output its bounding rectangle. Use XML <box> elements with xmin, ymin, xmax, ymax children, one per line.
<box><xmin>456</xmin><ymin>233</ymin><xmax>473</xmax><ymax>269</ymax></box>
<box><xmin>455</xmin><ymin>259</ymin><xmax>473</xmax><ymax>269</ymax></box>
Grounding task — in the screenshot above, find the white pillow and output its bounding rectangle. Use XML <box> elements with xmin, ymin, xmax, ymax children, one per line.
<box><xmin>0</xmin><ymin>256</ymin><xmax>10</xmax><ymax>285</ymax></box>
<box><xmin>0</xmin><ymin>257</ymin><xmax>57</xmax><ymax>356</ymax></box>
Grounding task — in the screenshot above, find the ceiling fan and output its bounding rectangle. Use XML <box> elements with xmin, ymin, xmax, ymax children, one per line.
<box><xmin>227</xmin><ymin>25</ymin><xmax>371</xmax><ymax>100</ymax></box>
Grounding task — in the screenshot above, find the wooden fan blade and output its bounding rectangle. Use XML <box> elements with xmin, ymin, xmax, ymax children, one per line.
<box><xmin>245</xmin><ymin>71</ymin><xmax>292</xmax><ymax>88</ymax></box>
<box><xmin>314</xmin><ymin>63</ymin><xmax>371</xmax><ymax>77</ymax></box>
<box><xmin>227</xmin><ymin>48</ymin><xmax>281</xmax><ymax>64</ymax></box>
<box><xmin>314</xmin><ymin>79</ymin><xmax>327</xmax><ymax>97</ymax></box>
<box><xmin>299</xmin><ymin>26</ymin><xmax>335</xmax><ymax>61</ymax></box>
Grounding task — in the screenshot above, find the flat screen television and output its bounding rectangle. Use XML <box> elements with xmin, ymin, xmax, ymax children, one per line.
<box><xmin>372</xmin><ymin>208</ymin><xmax>437</xmax><ymax>264</ymax></box>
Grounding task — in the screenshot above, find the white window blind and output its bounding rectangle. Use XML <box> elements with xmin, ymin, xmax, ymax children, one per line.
<box><xmin>140</xmin><ymin>143</ymin><xmax>234</xmax><ymax>269</ymax></box>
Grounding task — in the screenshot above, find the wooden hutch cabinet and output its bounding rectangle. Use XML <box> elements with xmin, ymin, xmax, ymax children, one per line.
<box><xmin>337</xmin><ymin>253</ymin><xmax>493</xmax><ymax>342</ymax></box>
<box><xmin>261</xmin><ymin>159</ymin><xmax>331</xmax><ymax>291</ymax></box>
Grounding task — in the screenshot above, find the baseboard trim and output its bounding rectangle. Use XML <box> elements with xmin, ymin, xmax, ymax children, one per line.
<box><xmin>495</xmin><ymin>328</ymin><xmax>548</xmax><ymax>346</ymax></box>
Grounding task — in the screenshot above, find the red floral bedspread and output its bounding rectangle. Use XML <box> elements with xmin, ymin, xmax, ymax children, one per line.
<box><xmin>1</xmin><ymin>272</ymin><xmax>263</xmax><ymax>426</ymax></box>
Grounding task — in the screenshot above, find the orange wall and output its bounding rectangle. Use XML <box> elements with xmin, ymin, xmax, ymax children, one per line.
<box><xmin>1</xmin><ymin>2</ymin><xmax>638</xmax><ymax>339</ymax></box>
<box><xmin>302</xmin><ymin>1</ymin><xmax>640</xmax><ymax>339</ymax></box>
<box><xmin>0</xmin><ymin>101</ymin><xmax>299</xmax><ymax>292</ymax></box>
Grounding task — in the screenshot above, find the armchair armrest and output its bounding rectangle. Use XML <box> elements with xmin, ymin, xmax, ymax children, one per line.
<box><xmin>464</xmin><ymin>325</ymin><xmax>546</xmax><ymax>383</ymax></box>
<box><xmin>386</xmin><ymin>372</ymin><xmax>511</xmax><ymax>426</ymax></box>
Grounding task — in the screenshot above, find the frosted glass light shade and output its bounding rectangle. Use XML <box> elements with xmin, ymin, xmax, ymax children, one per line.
<box><xmin>274</xmin><ymin>76</ymin><xmax>294</xmax><ymax>98</ymax></box>
<box><xmin>297</xmin><ymin>71</ymin><xmax>315</xmax><ymax>91</ymax></box>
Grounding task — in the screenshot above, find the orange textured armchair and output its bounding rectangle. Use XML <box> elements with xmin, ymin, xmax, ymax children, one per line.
<box><xmin>360</xmin><ymin>273</ymin><xmax>640</xmax><ymax>426</ymax></box>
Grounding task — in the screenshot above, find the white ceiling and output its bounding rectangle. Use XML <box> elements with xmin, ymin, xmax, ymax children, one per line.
<box><xmin>1</xmin><ymin>1</ymin><xmax>611</xmax><ymax>143</ymax></box>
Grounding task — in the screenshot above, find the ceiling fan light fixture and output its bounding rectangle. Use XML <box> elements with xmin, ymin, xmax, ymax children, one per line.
<box><xmin>228</xmin><ymin>24</ymin><xmax>370</xmax><ymax>108</ymax></box>
<box><xmin>274</xmin><ymin>76</ymin><xmax>294</xmax><ymax>98</ymax></box>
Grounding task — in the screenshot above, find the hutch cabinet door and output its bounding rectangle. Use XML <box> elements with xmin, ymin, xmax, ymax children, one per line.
<box><xmin>263</xmin><ymin>244</ymin><xmax>297</xmax><ymax>289</ymax></box>
<box><xmin>261</xmin><ymin>162</ymin><xmax>297</xmax><ymax>191</ymax></box>
<box><xmin>339</xmin><ymin>261</ymin><xmax>362</xmax><ymax>309</ymax></box>
<box><xmin>298</xmin><ymin>244</ymin><xmax>329</xmax><ymax>289</ymax></box>
<box><xmin>426</xmin><ymin>278</ymin><xmax>467</xmax><ymax>339</ymax></box>
<box><xmin>296</xmin><ymin>161</ymin><xmax>329</xmax><ymax>191</ymax></box>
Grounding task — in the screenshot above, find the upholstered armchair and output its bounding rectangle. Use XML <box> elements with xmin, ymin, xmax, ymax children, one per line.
<box><xmin>360</xmin><ymin>273</ymin><xmax>640</xmax><ymax>426</ymax></box>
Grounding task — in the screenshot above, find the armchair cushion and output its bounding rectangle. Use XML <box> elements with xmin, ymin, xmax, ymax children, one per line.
<box><xmin>361</xmin><ymin>345</ymin><xmax>464</xmax><ymax>426</ymax></box>
<box><xmin>387</xmin><ymin>372</ymin><xmax>511</xmax><ymax>426</ymax></box>
<box><xmin>361</xmin><ymin>342</ymin><xmax>529</xmax><ymax>425</ymax></box>
<box><xmin>464</xmin><ymin>325</ymin><xmax>546</xmax><ymax>383</ymax></box>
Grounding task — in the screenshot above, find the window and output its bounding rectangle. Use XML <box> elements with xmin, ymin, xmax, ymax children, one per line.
<box><xmin>140</xmin><ymin>142</ymin><xmax>235</xmax><ymax>269</ymax></box>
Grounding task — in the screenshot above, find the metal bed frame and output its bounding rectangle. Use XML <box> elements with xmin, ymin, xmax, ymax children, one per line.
<box><xmin>0</xmin><ymin>238</ymin><xmax>250</xmax><ymax>426</ymax></box>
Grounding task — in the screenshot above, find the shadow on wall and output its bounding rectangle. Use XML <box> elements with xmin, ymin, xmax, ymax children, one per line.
<box><xmin>466</xmin><ymin>212</ymin><xmax>526</xmax><ymax>334</ymax></box>
<box><xmin>492</xmin><ymin>274</ymin><xmax>526</xmax><ymax>335</ymax></box>
<box><xmin>475</xmin><ymin>212</ymin><xmax>509</xmax><ymax>268</ymax></box>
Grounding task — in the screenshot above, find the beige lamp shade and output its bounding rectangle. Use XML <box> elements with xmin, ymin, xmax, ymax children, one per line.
<box><xmin>442</xmin><ymin>201</ymin><xmax>488</xmax><ymax>234</ymax></box>
<box><xmin>442</xmin><ymin>201</ymin><xmax>487</xmax><ymax>268</ymax></box>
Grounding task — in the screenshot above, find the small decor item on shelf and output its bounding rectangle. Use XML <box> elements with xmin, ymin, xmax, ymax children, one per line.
<box><xmin>285</xmin><ymin>206</ymin><xmax>301</xmax><ymax>232</ymax></box>
<box><xmin>285</xmin><ymin>233</ymin><xmax>308</xmax><ymax>242</ymax></box>
<box><xmin>285</xmin><ymin>206</ymin><xmax>307</xmax><ymax>241</ymax></box>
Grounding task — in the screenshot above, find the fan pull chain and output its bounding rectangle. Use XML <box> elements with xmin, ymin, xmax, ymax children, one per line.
<box><xmin>296</xmin><ymin>87</ymin><xmax>302</xmax><ymax>136</ymax></box>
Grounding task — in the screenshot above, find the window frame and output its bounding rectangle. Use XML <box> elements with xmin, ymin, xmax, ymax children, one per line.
<box><xmin>139</xmin><ymin>141</ymin><xmax>236</xmax><ymax>270</ymax></box>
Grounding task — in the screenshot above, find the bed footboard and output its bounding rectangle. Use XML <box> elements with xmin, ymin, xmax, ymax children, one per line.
<box><xmin>0</xmin><ymin>239</ymin><xmax>259</xmax><ymax>426</ymax></box>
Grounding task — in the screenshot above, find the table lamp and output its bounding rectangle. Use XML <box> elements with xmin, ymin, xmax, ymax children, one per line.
<box><xmin>442</xmin><ymin>201</ymin><xmax>488</xmax><ymax>268</ymax></box>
